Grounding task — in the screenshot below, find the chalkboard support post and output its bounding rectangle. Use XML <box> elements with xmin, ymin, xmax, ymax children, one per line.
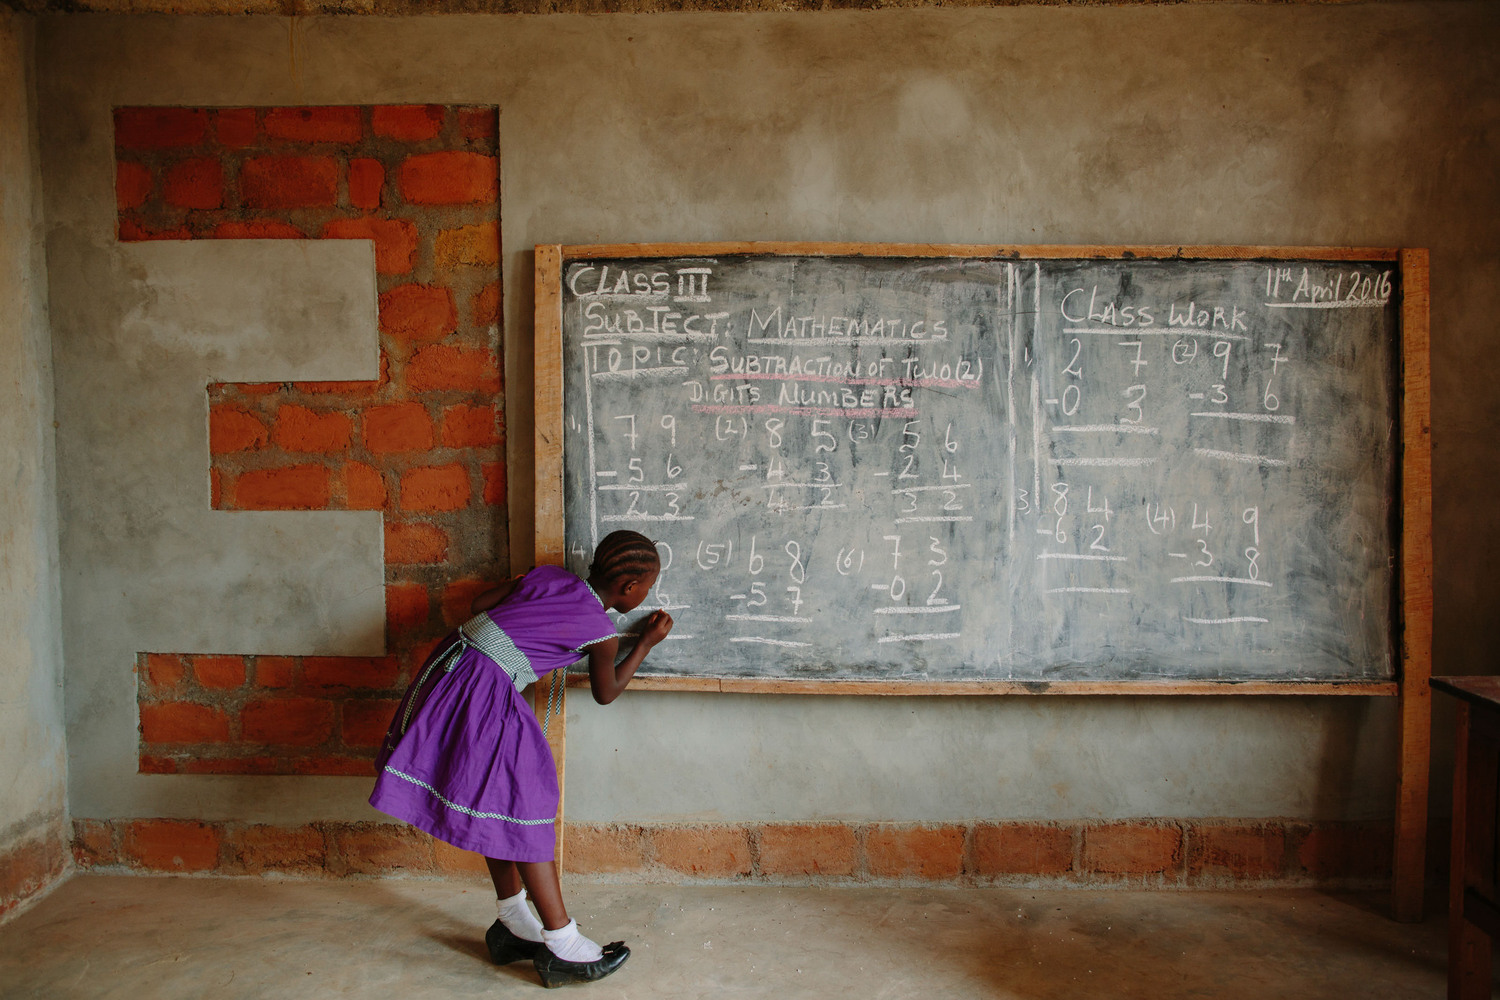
<box><xmin>1392</xmin><ymin>248</ymin><xmax>1433</xmax><ymax>923</ymax></box>
<box><xmin>534</xmin><ymin>243</ymin><xmax>570</xmax><ymax>865</ymax></box>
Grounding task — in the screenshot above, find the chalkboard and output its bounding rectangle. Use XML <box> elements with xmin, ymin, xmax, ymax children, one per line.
<box><xmin>542</xmin><ymin>245</ymin><xmax>1416</xmax><ymax>689</ymax></box>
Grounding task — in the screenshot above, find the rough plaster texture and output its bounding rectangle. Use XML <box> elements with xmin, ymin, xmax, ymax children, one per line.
<box><xmin>32</xmin><ymin>3</ymin><xmax>1500</xmax><ymax>827</ymax></box>
<box><xmin>0</xmin><ymin>12</ymin><xmax>67</xmax><ymax>862</ymax></box>
<box><xmin>47</xmin><ymin>237</ymin><xmax>386</xmax><ymax>819</ymax></box>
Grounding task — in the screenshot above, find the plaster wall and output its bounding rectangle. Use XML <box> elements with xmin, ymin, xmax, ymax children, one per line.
<box><xmin>0</xmin><ymin>12</ymin><xmax>67</xmax><ymax>867</ymax></box>
<box><xmin>36</xmin><ymin>4</ymin><xmax>1499</xmax><ymax>827</ymax></box>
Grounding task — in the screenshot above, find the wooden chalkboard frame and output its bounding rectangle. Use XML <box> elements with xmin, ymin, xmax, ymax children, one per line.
<box><xmin>531</xmin><ymin>242</ymin><xmax>1432</xmax><ymax>919</ymax></box>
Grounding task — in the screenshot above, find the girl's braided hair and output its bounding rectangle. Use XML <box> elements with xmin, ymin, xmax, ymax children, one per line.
<box><xmin>590</xmin><ymin>530</ymin><xmax>660</xmax><ymax>583</ymax></box>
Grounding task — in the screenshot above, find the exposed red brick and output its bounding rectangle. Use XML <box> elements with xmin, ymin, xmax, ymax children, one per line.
<box><xmin>118</xmin><ymin>217</ymin><xmax>193</xmax><ymax>241</ymax></box>
<box><xmin>144</xmin><ymin>652</ymin><xmax>187</xmax><ymax>690</ymax></box>
<box><xmin>72</xmin><ymin>819</ymin><xmax>117</xmax><ymax>869</ymax></box>
<box><xmin>342</xmin><ymin>699</ymin><xmax>400</xmax><ymax>747</ymax></box>
<box><xmin>407</xmin><ymin>345</ymin><xmax>500</xmax><ymax>393</ymax></box>
<box><xmin>440</xmin><ymin>403</ymin><xmax>500</xmax><ymax>448</ymax></box>
<box><xmin>401</xmin><ymin>464</ymin><xmax>471</xmax><ymax>513</ymax></box>
<box><xmin>123</xmin><ymin>820</ymin><xmax>222</xmax><ymax>872</ymax></box>
<box><xmin>234</xmin><ymin>465</ymin><xmax>331</xmax><ymax>510</ymax></box>
<box><xmin>163</xmin><ymin>157</ymin><xmax>224</xmax><ymax>210</ymax></box>
<box><xmin>473</xmin><ymin>281</ymin><xmax>500</xmax><ymax>326</ymax></box>
<box><xmin>192</xmin><ymin>654</ymin><xmax>247</xmax><ymax>690</ymax></box>
<box><xmin>482</xmin><ymin>462</ymin><xmax>506</xmax><ymax>506</ymax></box>
<box><xmin>386</xmin><ymin>582</ymin><xmax>430</xmax><ymax>630</ymax></box>
<box><xmin>0</xmin><ymin>838</ymin><xmax>63</xmax><ymax>911</ymax></box>
<box><xmin>347</xmin><ymin>157</ymin><xmax>385</xmax><ymax>210</ymax></box>
<box><xmin>294</xmin><ymin>756</ymin><xmax>376</xmax><ymax>776</ymax></box>
<box><xmin>653</xmin><ymin>825</ymin><xmax>752</xmax><ymax>878</ymax></box>
<box><xmin>1187</xmin><ymin>823</ymin><xmax>1285</xmax><ymax>880</ymax></box>
<box><xmin>442</xmin><ymin>578</ymin><xmax>491</xmax><ymax>625</ymax></box>
<box><xmin>214</xmin><ymin>108</ymin><xmax>258</xmax><ymax>148</ymax></box>
<box><xmin>240</xmin><ymin>155</ymin><xmax>339</xmax><ymax>210</ymax></box>
<box><xmin>866</xmin><ymin>825</ymin><xmax>965</xmax><ymax>879</ymax></box>
<box><xmin>363</xmin><ymin>401</ymin><xmax>433</xmax><ymax>454</ymax></box>
<box><xmin>433</xmin><ymin>838</ymin><xmax>490</xmax><ymax>876</ymax></box>
<box><xmin>758</xmin><ymin>824</ymin><xmax>858</xmax><ymax>877</ymax></box>
<box><xmin>458</xmin><ymin>107</ymin><xmax>497</xmax><ymax>140</ymax></box>
<box><xmin>970</xmin><ymin>822</ymin><xmax>1074</xmax><ymax>876</ymax></box>
<box><xmin>322</xmin><ymin>217</ymin><xmax>418</xmax><ymax>276</ymax></box>
<box><xmin>138</xmin><ymin>755</ymin><xmax>177</xmax><ymax>774</ymax></box>
<box><xmin>384</xmin><ymin>522</ymin><xmax>449</xmax><ymax>564</ymax></box>
<box><xmin>255</xmin><ymin>656</ymin><xmax>298</xmax><ymax>688</ymax></box>
<box><xmin>213</xmin><ymin>220</ymin><xmax>307</xmax><ymax>239</ymax></box>
<box><xmin>116</xmin><ymin>161</ymin><xmax>154</xmax><ymax>210</ymax></box>
<box><xmin>1291</xmin><ymin>822</ymin><xmax>1391</xmax><ymax>880</ymax></box>
<box><xmin>379</xmin><ymin>284</ymin><xmax>458</xmax><ymax>342</ymax></box>
<box><xmin>209</xmin><ymin>405</ymin><xmax>269</xmax><ymax>453</ymax></box>
<box><xmin>115</xmin><ymin>107</ymin><xmax>208</xmax><ymax>149</ymax></box>
<box><xmin>373</xmin><ymin>104</ymin><xmax>445</xmax><ymax>141</ymax></box>
<box><xmin>1082</xmin><ymin>823</ymin><xmax>1183</xmax><ymax>876</ymax></box>
<box><xmin>233</xmin><ymin>824</ymin><xmax>327</xmax><ymax>873</ymax></box>
<box><xmin>562</xmin><ymin>824</ymin><xmax>646</xmax><ymax>874</ymax></box>
<box><xmin>264</xmin><ymin>106</ymin><xmax>362</xmax><ymax>144</ymax></box>
<box><xmin>435</xmin><ymin>220</ymin><xmax>499</xmax><ymax>269</ymax></box>
<box><xmin>242</xmin><ymin>697</ymin><xmax>335</xmax><ymax>746</ymax></box>
<box><xmin>140</xmin><ymin>701</ymin><xmax>232</xmax><ymax>744</ymax></box>
<box><xmin>180</xmin><ymin>756</ymin><xmax>282</xmax><ymax>775</ymax></box>
<box><xmin>399</xmin><ymin>152</ymin><xmax>497</xmax><ymax>206</ymax></box>
<box><xmin>210</xmin><ymin>468</ymin><xmax>223</xmax><ymax>506</ymax></box>
<box><xmin>344</xmin><ymin>462</ymin><xmax>387</xmax><ymax>510</ymax></box>
<box><xmin>301</xmin><ymin>655</ymin><xmax>401</xmax><ymax>691</ymax></box>
<box><xmin>334</xmin><ymin>824</ymin><xmax>434</xmax><ymax>875</ymax></box>
<box><xmin>272</xmin><ymin>405</ymin><xmax>354</xmax><ymax>453</ymax></box>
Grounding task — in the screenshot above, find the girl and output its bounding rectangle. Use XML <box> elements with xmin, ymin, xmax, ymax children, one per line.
<box><xmin>369</xmin><ymin>530</ymin><xmax>672</xmax><ymax>988</ymax></box>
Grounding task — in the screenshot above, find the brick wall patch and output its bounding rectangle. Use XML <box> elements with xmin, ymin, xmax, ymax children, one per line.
<box><xmin>117</xmin><ymin>105</ymin><xmax>502</xmax><ymax>776</ymax></box>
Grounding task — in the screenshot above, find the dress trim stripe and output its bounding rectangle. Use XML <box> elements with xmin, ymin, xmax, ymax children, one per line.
<box><xmin>383</xmin><ymin>766</ymin><xmax>555</xmax><ymax>825</ymax></box>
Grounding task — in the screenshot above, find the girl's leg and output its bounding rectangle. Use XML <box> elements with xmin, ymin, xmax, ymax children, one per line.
<box><xmin>515</xmin><ymin>860</ymin><xmax>568</xmax><ymax>929</ymax></box>
<box><xmin>485</xmin><ymin>856</ymin><xmax>523</xmax><ymax>899</ymax></box>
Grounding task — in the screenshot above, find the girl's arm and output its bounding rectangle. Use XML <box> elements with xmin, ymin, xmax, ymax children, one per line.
<box><xmin>470</xmin><ymin>574</ymin><xmax>524</xmax><ymax>615</ymax></box>
<box><xmin>587</xmin><ymin>610</ymin><xmax>673</xmax><ymax>705</ymax></box>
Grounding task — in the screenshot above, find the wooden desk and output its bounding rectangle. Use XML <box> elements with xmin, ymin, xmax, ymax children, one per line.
<box><xmin>1432</xmin><ymin>675</ymin><xmax>1500</xmax><ymax>998</ymax></box>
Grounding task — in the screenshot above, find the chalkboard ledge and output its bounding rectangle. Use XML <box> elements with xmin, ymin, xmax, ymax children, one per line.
<box><xmin>562</xmin><ymin>675</ymin><xmax>1398</xmax><ymax>697</ymax></box>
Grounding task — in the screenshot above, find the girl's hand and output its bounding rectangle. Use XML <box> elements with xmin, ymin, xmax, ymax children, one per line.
<box><xmin>639</xmin><ymin>610</ymin><xmax>674</xmax><ymax>647</ymax></box>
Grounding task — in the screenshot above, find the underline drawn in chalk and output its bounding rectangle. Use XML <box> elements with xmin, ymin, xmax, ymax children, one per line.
<box><xmin>1194</xmin><ymin>448</ymin><xmax>1290</xmax><ymax>467</ymax></box>
<box><xmin>1185</xmin><ymin>616</ymin><xmax>1270</xmax><ymax>624</ymax></box>
<box><xmin>1170</xmin><ymin>575</ymin><xmax>1273</xmax><ymax>588</ymax></box>
<box><xmin>729</xmin><ymin>636</ymin><xmax>811</xmax><ymax>647</ymax></box>
<box><xmin>877</xmin><ymin>633</ymin><xmax>961</xmax><ymax>643</ymax></box>
<box><xmin>891</xmin><ymin>484</ymin><xmax>973</xmax><ymax>493</ymax></box>
<box><xmin>597</xmin><ymin>484</ymin><xmax>689</xmax><ymax>492</ymax></box>
<box><xmin>726</xmin><ymin>615</ymin><xmax>813</xmax><ymax>623</ymax></box>
<box><xmin>1046</xmin><ymin>587</ymin><xmax>1130</xmax><ymax>595</ymax></box>
<box><xmin>599</xmin><ymin>514</ymin><xmax>696</xmax><ymax>522</ymax></box>
<box><xmin>1189</xmin><ymin>412</ymin><xmax>1295</xmax><ymax>424</ymax></box>
<box><xmin>894</xmin><ymin>516</ymin><xmax>974</xmax><ymax>524</ymax></box>
<box><xmin>1037</xmin><ymin>553</ymin><xmax>1128</xmax><ymax>562</ymax></box>
<box><xmin>1063</xmin><ymin>327</ymin><xmax>1251</xmax><ymax>342</ymax></box>
<box><xmin>1051</xmin><ymin>424</ymin><xmax>1160</xmax><ymax>435</ymax></box>
<box><xmin>1056</xmin><ymin>457</ymin><xmax>1158</xmax><ymax>467</ymax></box>
<box><xmin>1265</xmin><ymin>300</ymin><xmax>1385</xmax><ymax>310</ymax></box>
<box><xmin>872</xmin><ymin>606</ymin><xmax>962</xmax><ymax>615</ymax></box>
<box><xmin>591</xmin><ymin>366</ymin><xmax>691</xmax><ymax>380</ymax></box>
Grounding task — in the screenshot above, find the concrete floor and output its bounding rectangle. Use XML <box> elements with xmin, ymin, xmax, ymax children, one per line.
<box><xmin>0</xmin><ymin>875</ymin><xmax>1475</xmax><ymax>999</ymax></box>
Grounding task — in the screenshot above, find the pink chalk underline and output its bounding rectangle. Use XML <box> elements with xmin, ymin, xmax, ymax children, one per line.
<box><xmin>708</xmin><ymin>373</ymin><xmax>978</xmax><ymax>390</ymax></box>
<box><xmin>693</xmin><ymin>404</ymin><xmax>919</xmax><ymax>418</ymax></box>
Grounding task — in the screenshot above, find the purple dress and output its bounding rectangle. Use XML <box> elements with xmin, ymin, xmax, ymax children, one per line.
<box><xmin>368</xmin><ymin>565</ymin><xmax>618</xmax><ymax>862</ymax></box>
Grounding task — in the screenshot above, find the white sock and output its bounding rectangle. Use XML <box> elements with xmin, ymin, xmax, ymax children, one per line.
<box><xmin>497</xmin><ymin>889</ymin><xmax>544</xmax><ymax>943</ymax></box>
<box><xmin>541</xmin><ymin>919</ymin><xmax>604</xmax><ymax>963</ymax></box>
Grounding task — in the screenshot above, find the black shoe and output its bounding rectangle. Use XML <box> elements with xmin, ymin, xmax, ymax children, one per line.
<box><xmin>534</xmin><ymin>941</ymin><xmax>630</xmax><ymax>988</ymax></box>
<box><xmin>486</xmin><ymin>920</ymin><xmax>548</xmax><ymax>965</ymax></box>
